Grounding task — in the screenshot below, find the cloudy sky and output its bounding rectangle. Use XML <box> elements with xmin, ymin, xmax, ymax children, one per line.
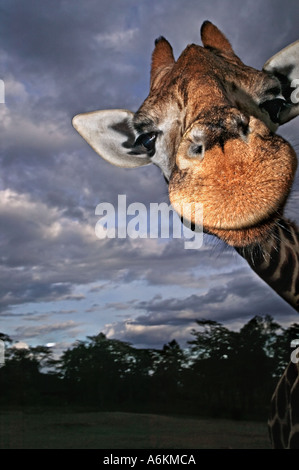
<box><xmin>1</xmin><ymin>0</ymin><xmax>299</xmax><ymax>355</ymax></box>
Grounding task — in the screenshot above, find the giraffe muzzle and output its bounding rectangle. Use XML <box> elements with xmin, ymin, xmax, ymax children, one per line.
<box><xmin>169</xmin><ymin>115</ymin><xmax>297</xmax><ymax>246</ymax></box>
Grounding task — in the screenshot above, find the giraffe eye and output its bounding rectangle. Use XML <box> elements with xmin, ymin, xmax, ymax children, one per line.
<box><xmin>134</xmin><ymin>132</ymin><xmax>157</xmax><ymax>156</ymax></box>
<box><xmin>260</xmin><ymin>98</ymin><xmax>286</xmax><ymax>124</ymax></box>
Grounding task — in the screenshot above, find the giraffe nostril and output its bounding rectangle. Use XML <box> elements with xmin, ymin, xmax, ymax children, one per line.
<box><xmin>188</xmin><ymin>143</ymin><xmax>204</xmax><ymax>159</ymax></box>
<box><xmin>235</xmin><ymin>113</ymin><xmax>250</xmax><ymax>138</ymax></box>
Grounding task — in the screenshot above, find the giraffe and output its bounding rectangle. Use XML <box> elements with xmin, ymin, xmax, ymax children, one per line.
<box><xmin>72</xmin><ymin>21</ymin><xmax>299</xmax><ymax>448</ymax></box>
<box><xmin>237</xmin><ymin>219</ymin><xmax>299</xmax><ymax>448</ymax></box>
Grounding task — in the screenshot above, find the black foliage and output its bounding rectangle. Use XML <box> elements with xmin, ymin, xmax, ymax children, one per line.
<box><xmin>0</xmin><ymin>316</ymin><xmax>298</xmax><ymax>420</ymax></box>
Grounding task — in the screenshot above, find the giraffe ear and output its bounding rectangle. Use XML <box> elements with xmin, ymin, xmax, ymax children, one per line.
<box><xmin>201</xmin><ymin>21</ymin><xmax>234</xmax><ymax>54</ymax></box>
<box><xmin>263</xmin><ymin>40</ymin><xmax>299</xmax><ymax>124</ymax></box>
<box><xmin>151</xmin><ymin>36</ymin><xmax>175</xmax><ymax>89</ymax></box>
<box><xmin>72</xmin><ymin>109</ymin><xmax>152</xmax><ymax>168</ymax></box>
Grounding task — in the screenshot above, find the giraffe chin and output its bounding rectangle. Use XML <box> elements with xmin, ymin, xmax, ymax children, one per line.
<box><xmin>205</xmin><ymin>215</ymin><xmax>279</xmax><ymax>248</ymax></box>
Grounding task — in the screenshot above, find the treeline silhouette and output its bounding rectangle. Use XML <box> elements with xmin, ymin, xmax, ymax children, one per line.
<box><xmin>1</xmin><ymin>315</ymin><xmax>298</xmax><ymax>420</ymax></box>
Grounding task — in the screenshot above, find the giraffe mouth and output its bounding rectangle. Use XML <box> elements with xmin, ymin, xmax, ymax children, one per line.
<box><xmin>167</xmin><ymin>98</ymin><xmax>299</xmax><ymax>248</ymax></box>
<box><xmin>169</xmin><ymin>125</ymin><xmax>297</xmax><ymax>248</ymax></box>
<box><xmin>204</xmin><ymin>211</ymin><xmax>281</xmax><ymax>247</ymax></box>
<box><xmin>173</xmin><ymin>189</ymin><xmax>287</xmax><ymax>248</ymax></box>
<box><xmin>169</xmin><ymin>169</ymin><xmax>290</xmax><ymax>248</ymax></box>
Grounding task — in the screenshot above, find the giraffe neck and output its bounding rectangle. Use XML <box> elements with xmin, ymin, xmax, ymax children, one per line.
<box><xmin>268</xmin><ymin>360</ymin><xmax>299</xmax><ymax>448</ymax></box>
<box><xmin>236</xmin><ymin>217</ymin><xmax>299</xmax><ymax>313</ymax></box>
<box><xmin>236</xmin><ymin>217</ymin><xmax>299</xmax><ymax>449</ymax></box>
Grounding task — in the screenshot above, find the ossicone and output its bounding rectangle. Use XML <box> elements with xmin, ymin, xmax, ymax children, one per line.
<box><xmin>151</xmin><ymin>36</ymin><xmax>175</xmax><ymax>88</ymax></box>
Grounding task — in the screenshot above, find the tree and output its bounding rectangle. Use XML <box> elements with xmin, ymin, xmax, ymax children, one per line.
<box><xmin>184</xmin><ymin>316</ymin><xmax>282</xmax><ymax>419</ymax></box>
<box><xmin>59</xmin><ymin>332</ymin><xmax>146</xmax><ymax>407</ymax></box>
<box><xmin>150</xmin><ymin>340</ymin><xmax>186</xmax><ymax>407</ymax></box>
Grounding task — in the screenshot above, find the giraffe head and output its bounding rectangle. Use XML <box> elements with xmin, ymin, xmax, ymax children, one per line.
<box><xmin>73</xmin><ymin>21</ymin><xmax>299</xmax><ymax>247</ymax></box>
